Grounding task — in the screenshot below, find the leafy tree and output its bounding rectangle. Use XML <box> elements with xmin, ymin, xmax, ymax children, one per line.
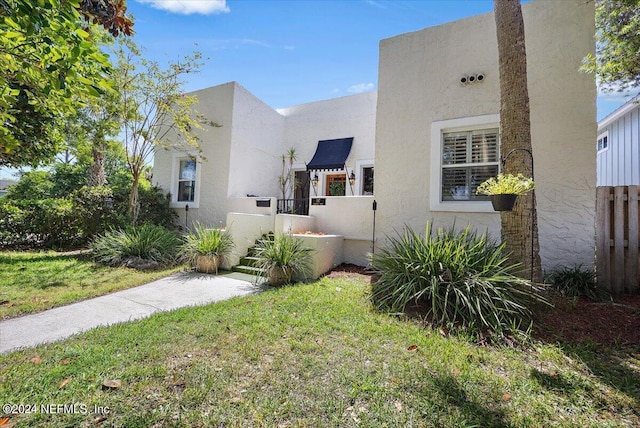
<box><xmin>493</xmin><ymin>0</ymin><xmax>542</xmax><ymax>282</ymax></box>
<box><xmin>0</xmin><ymin>0</ymin><xmax>132</xmax><ymax>167</ymax></box>
<box><xmin>113</xmin><ymin>41</ymin><xmax>215</xmax><ymax>224</ymax></box>
<box><xmin>584</xmin><ymin>0</ymin><xmax>640</xmax><ymax>92</ymax></box>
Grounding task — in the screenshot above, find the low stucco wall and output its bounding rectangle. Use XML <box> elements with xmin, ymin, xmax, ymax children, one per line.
<box><xmin>308</xmin><ymin>196</ymin><xmax>375</xmax><ymax>266</ymax></box>
<box><xmin>275</xmin><ymin>214</ymin><xmax>317</xmax><ymax>236</ymax></box>
<box><xmin>294</xmin><ymin>234</ymin><xmax>344</xmax><ymax>279</ymax></box>
<box><xmin>229</xmin><ymin>197</ymin><xmax>277</xmax><ymax>216</ymax></box>
<box><xmin>225</xmin><ymin>212</ymin><xmax>275</xmax><ymax>268</ymax></box>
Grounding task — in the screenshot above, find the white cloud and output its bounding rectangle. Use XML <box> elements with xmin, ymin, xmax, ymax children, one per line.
<box><xmin>136</xmin><ymin>0</ymin><xmax>230</xmax><ymax>15</ymax></box>
<box><xmin>347</xmin><ymin>83</ymin><xmax>375</xmax><ymax>93</ymax></box>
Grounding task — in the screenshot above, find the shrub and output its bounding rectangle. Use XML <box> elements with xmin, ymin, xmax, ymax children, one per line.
<box><xmin>72</xmin><ymin>186</ymin><xmax>125</xmax><ymax>240</ymax></box>
<box><xmin>0</xmin><ymin>198</ymin><xmax>81</xmax><ymax>249</ymax></box>
<box><xmin>179</xmin><ymin>223</ymin><xmax>234</xmax><ymax>273</ymax></box>
<box><xmin>91</xmin><ymin>224</ymin><xmax>181</xmax><ymax>268</ymax></box>
<box><xmin>546</xmin><ymin>265</ymin><xmax>606</xmax><ymax>301</ymax></box>
<box><xmin>370</xmin><ymin>223</ymin><xmax>548</xmax><ymax>335</ymax></box>
<box><xmin>254</xmin><ymin>233</ymin><xmax>313</xmax><ymax>286</ymax></box>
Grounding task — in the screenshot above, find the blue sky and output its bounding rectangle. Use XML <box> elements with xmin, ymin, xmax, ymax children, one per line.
<box><xmin>0</xmin><ymin>0</ymin><xmax>634</xmax><ymax>179</ymax></box>
<box><xmin>127</xmin><ymin>0</ymin><xmax>636</xmax><ymax>118</ymax></box>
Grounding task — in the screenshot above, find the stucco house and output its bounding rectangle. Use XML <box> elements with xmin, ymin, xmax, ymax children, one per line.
<box><xmin>597</xmin><ymin>94</ymin><xmax>640</xmax><ymax>187</ymax></box>
<box><xmin>154</xmin><ymin>0</ymin><xmax>596</xmax><ymax>273</ymax></box>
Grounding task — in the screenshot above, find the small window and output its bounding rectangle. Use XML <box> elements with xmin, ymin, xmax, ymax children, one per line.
<box><xmin>441</xmin><ymin>128</ymin><xmax>499</xmax><ymax>201</ymax></box>
<box><xmin>362</xmin><ymin>166</ymin><xmax>374</xmax><ymax>195</ymax></box>
<box><xmin>177</xmin><ymin>159</ymin><xmax>196</xmax><ymax>202</ymax></box>
<box><xmin>597</xmin><ymin>131</ymin><xmax>609</xmax><ymax>153</ymax></box>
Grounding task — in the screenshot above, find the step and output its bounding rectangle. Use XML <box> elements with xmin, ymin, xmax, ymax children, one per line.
<box><xmin>240</xmin><ymin>256</ymin><xmax>261</xmax><ymax>267</ymax></box>
<box><xmin>232</xmin><ymin>265</ymin><xmax>267</xmax><ymax>277</ymax></box>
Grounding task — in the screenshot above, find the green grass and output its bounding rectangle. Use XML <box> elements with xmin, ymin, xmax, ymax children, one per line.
<box><xmin>0</xmin><ymin>276</ymin><xmax>638</xmax><ymax>427</ymax></box>
<box><xmin>0</xmin><ymin>251</ymin><xmax>181</xmax><ymax>319</ymax></box>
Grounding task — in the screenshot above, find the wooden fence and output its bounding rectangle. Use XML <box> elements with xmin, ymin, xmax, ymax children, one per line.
<box><xmin>596</xmin><ymin>185</ymin><xmax>640</xmax><ymax>293</ymax></box>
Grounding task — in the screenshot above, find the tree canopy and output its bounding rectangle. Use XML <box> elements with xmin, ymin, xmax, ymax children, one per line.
<box><xmin>584</xmin><ymin>0</ymin><xmax>640</xmax><ymax>92</ymax></box>
<box><xmin>0</xmin><ymin>0</ymin><xmax>132</xmax><ymax>167</ymax></box>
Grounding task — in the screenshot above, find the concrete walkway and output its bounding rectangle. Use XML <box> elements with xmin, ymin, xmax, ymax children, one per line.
<box><xmin>0</xmin><ymin>271</ymin><xmax>264</xmax><ymax>354</ymax></box>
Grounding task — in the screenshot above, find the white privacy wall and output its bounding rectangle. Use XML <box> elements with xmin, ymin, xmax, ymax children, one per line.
<box><xmin>374</xmin><ymin>0</ymin><xmax>597</xmax><ymax>269</ymax></box>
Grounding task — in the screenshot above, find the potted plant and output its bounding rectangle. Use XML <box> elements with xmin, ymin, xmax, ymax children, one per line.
<box><xmin>476</xmin><ymin>173</ymin><xmax>535</xmax><ymax>211</ymax></box>
<box><xmin>180</xmin><ymin>223</ymin><xmax>234</xmax><ymax>274</ymax></box>
<box><xmin>254</xmin><ymin>233</ymin><xmax>313</xmax><ymax>286</ymax></box>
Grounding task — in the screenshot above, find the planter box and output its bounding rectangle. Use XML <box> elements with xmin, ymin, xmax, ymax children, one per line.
<box><xmin>293</xmin><ymin>234</ymin><xmax>344</xmax><ymax>279</ymax></box>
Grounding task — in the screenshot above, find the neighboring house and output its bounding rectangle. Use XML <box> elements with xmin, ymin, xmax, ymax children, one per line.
<box><xmin>154</xmin><ymin>0</ymin><xmax>596</xmax><ymax>271</ymax></box>
<box><xmin>0</xmin><ymin>179</ymin><xmax>16</xmax><ymax>198</ymax></box>
<box><xmin>597</xmin><ymin>94</ymin><xmax>640</xmax><ymax>186</ymax></box>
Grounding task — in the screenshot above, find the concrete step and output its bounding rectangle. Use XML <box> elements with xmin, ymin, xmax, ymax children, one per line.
<box><xmin>232</xmin><ymin>265</ymin><xmax>267</xmax><ymax>277</ymax></box>
<box><xmin>240</xmin><ymin>256</ymin><xmax>261</xmax><ymax>267</ymax></box>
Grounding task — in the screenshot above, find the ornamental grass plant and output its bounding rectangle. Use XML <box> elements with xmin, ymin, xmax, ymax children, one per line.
<box><xmin>254</xmin><ymin>233</ymin><xmax>313</xmax><ymax>286</ymax></box>
<box><xmin>91</xmin><ymin>224</ymin><xmax>181</xmax><ymax>268</ymax></box>
<box><xmin>179</xmin><ymin>223</ymin><xmax>234</xmax><ymax>273</ymax></box>
<box><xmin>371</xmin><ymin>223</ymin><xmax>548</xmax><ymax>336</ymax></box>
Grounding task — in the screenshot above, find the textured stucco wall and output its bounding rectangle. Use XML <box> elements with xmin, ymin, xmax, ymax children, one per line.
<box><xmin>279</xmin><ymin>92</ymin><xmax>377</xmax><ymax>196</ymax></box>
<box><xmin>154</xmin><ymin>82</ymin><xmax>237</xmax><ymax>228</ymax></box>
<box><xmin>227</xmin><ymin>84</ymin><xmax>286</xmax><ymax>198</ymax></box>
<box><xmin>375</xmin><ymin>0</ymin><xmax>596</xmax><ymax>269</ymax></box>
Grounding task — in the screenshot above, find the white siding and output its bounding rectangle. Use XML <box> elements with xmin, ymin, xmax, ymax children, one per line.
<box><xmin>598</xmin><ymin>105</ymin><xmax>640</xmax><ymax>186</ymax></box>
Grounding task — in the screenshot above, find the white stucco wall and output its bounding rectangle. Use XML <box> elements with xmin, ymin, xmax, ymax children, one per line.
<box><xmin>309</xmin><ymin>196</ymin><xmax>375</xmax><ymax>265</ymax></box>
<box><xmin>279</xmin><ymin>92</ymin><xmax>377</xmax><ymax>196</ymax></box>
<box><xmin>227</xmin><ymin>84</ymin><xmax>286</xmax><ymax>198</ymax></box>
<box><xmin>154</xmin><ymin>82</ymin><xmax>237</xmax><ymax>228</ymax></box>
<box><xmin>375</xmin><ymin>0</ymin><xmax>596</xmax><ymax>269</ymax></box>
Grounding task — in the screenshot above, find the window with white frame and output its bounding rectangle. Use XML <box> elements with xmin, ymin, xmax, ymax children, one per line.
<box><xmin>362</xmin><ymin>166</ymin><xmax>374</xmax><ymax>195</ymax></box>
<box><xmin>597</xmin><ymin>131</ymin><xmax>609</xmax><ymax>153</ymax></box>
<box><xmin>441</xmin><ymin>128</ymin><xmax>499</xmax><ymax>202</ymax></box>
<box><xmin>177</xmin><ymin>158</ymin><xmax>196</xmax><ymax>202</ymax></box>
<box><xmin>429</xmin><ymin>114</ymin><xmax>500</xmax><ymax>212</ymax></box>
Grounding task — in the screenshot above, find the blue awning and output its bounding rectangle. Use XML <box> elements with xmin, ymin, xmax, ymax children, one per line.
<box><xmin>306</xmin><ymin>137</ymin><xmax>353</xmax><ymax>171</ymax></box>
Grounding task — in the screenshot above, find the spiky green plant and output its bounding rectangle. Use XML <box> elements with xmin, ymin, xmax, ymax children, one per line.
<box><xmin>371</xmin><ymin>223</ymin><xmax>548</xmax><ymax>335</ymax></box>
<box><xmin>546</xmin><ymin>265</ymin><xmax>606</xmax><ymax>301</ymax></box>
<box><xmin>91</xmin><ymin>224</ymin><xmax>181</xmax><ymax>267</ymax></box>
<box><xmin>254</xmin><ymin>233</ymin><xmax>313</xmax><ymax>286</ymax></box>
<box><xmin>179</xmin><ymin>223</ymin><xmax>234</xmax><ymax>272</ymax></box>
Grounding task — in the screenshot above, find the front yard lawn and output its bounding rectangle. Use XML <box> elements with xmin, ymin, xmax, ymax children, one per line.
<box><xmin>1</xmin><ymin>275</ymin><xmax>638</xmax><ymax>427</ymax></box>
<box><xmin>0</xmin><ymin>251</ymin><xmax>181</xmax><ymax>319</ymax></box>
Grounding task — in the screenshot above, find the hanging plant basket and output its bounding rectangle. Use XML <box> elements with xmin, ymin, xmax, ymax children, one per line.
<box><xmin>490</xmin><ymin>194</ymin><xmax>518</xmax><ymax>211</ymax></box>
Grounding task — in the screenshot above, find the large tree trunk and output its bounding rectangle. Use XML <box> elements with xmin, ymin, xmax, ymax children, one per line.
<box><xmin>493</xmin><ymin>0</ymin><xmax>542</xmax><ymax>282</ymax></box>
<box><xmin>87</xmin><ymin>146</ymin><xmax>107</xmax><ymax>187</ymax></box>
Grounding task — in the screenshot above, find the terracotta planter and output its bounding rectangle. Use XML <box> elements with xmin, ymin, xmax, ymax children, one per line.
<box><xmin>490</xmin><ymin>194</ymin><xmax>518</xmax><ymax>211</ymax></box>
<box><xmin>195</xmin><ymin>255</ymin><xmax>221</xmax><ymax>274</ymax></box>
<box><xmin>268</xmin><ymin>266</ymin><xmax>293</xmax><ymax>286</ymax></box>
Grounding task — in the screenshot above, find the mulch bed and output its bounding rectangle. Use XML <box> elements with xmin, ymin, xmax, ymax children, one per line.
<box><xmin>326</xmin><ymin>264</ymin><xmax>640</xmax><ymax>347</ymax></box>
<box><xmin>533</xmin><ymin>294</ymin><xmax>640</xmax><ymax>347</ymax></box>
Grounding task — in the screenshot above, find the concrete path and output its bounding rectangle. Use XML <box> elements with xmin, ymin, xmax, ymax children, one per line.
<box><xmin>0</xmin><ymin>271</ymin><xmax>264</xmax><ymax>354</ymax></box>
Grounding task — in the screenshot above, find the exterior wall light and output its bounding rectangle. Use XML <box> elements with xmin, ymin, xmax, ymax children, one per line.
<box><xmin>348</xmin><ymin>170</ymin><xmax>356</xmax><ymax>195</ymax></box>
<box><xmin>311</xmin><ymin>173</ymin><xmax>319</xmax><ymax>190</ymax></box>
